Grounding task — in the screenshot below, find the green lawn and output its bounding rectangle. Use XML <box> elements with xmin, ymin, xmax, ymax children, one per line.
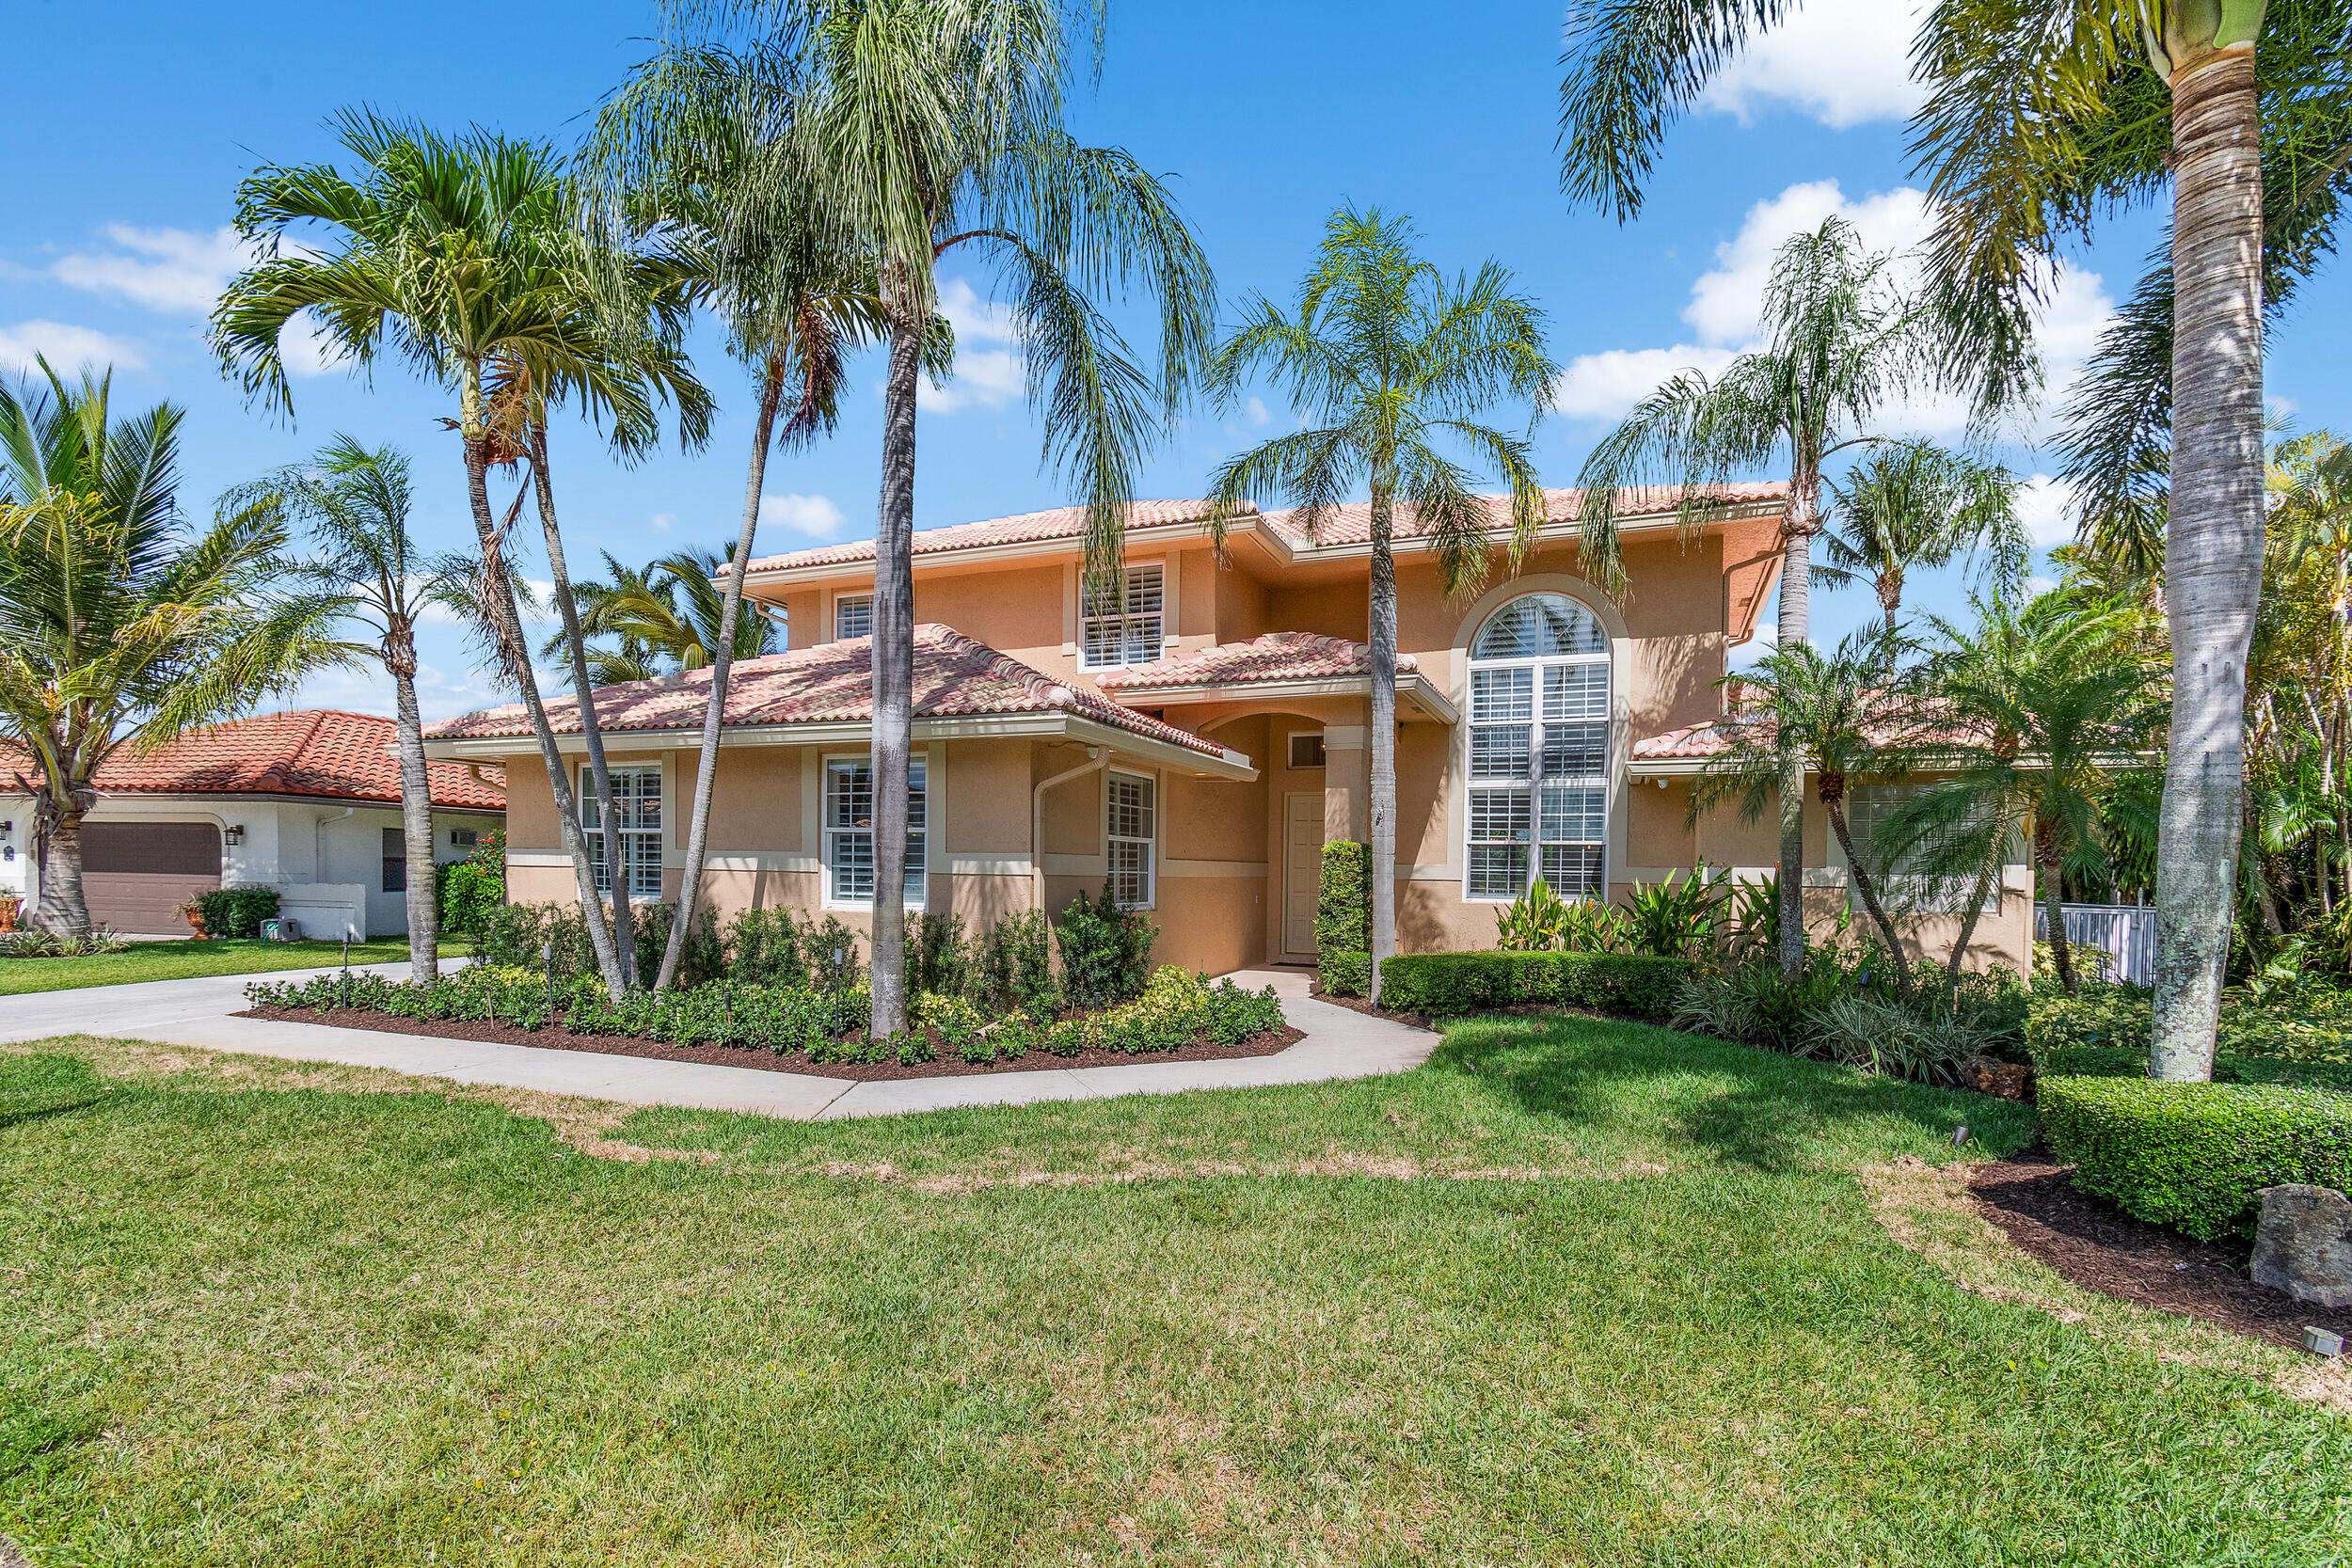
<box><xmin>0</xmin><ymin>937</ymin><xmax>474</xmax><ymax>995</ymax></box>
<box><xmin>2</xmin><ymin>1013</ymin><xmax>2344</xmax><ymax>1566</ymax></box>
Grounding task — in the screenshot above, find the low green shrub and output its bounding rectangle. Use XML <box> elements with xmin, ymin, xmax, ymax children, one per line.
<box><xmin>2039</xmin><ymin>1074</ymin><xmax>2352</xmax><ymax>1240</ymax></box>
<box><xmin>1054</xmin><ymin>881</ymin><xmax>1156</xmax><ymax>1008</ymax></box>
<box><xmin>1042</xmin><ymin>966</ymin><xmax>1283</xmax><ymax>1054</ymax></box>
<box><xmin>1801</xmin><ymin>990</ymin><xmax>1991</xmax><ymax>1084</ymax></box>
<box><xmin>977</xmin><ymin>910</ymin><xmax>1057</xmax><ymax>1015</ymax></box>
<box><xmin>1316</xmin><ymin>841</ymin><xmax>1370</xmax><ymax>964</ymax></box>
<box><xmin>1375</xmin><ymin>951</ymin><xmax>1689</xmax><ymax>1020</ymax></box>
<box><xmin>1319</xmin><ymin>950</ymin><xmax>1371</xmax><ymax>997</ymax></box>
<box><xmin>2026</xmin><ymin>985</ymin><xmax>2352</xmax><ymax>1092</ymax></box>
<box><xmin>909</xmin><ymin>911</ymin><xmax>978</xmax><ymax>1000</ymax></box>
<box><xmin>197</xmin><ymin>886</ymin><xmax>279</xmax><ymax>939</ymax></box>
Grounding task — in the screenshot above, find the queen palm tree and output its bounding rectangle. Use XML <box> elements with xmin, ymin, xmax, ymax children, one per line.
<box><xmin>1816</xmin><ymin>441</ymin><xmax>2025</xmax><ymax>637</ymax></box>
<box><xmin>1689</xmin><ymin>630</ymin><xmax>1929</xmax><ymax>997</ymax></box>
<box><xmin>237</xmin><ymin>437</ymin><xmax>461</xmax><ymax>982</ymax></box>
<box><xmin>1574</xmin><ymin>218</ymin><xmax>1959</xmax><ymax>975</ymax></box>
<box><xmin>685</xmin><ymin>0</ymin><xmax>1219</xmax><ymax>1036</ymax></box>
<box><xmin>1203</xmin><ymin>207</ymin><xmax>1555</xmax><ymax>1006</ymax></box>
<box><xmin>0</xmin><ymin>364</ymin><xmax>342</xmax><ymax>937</ymax></box>
<box><xmin>212</xmin><ymin>111</ymin><xmax>709</xmax><ymax>999</ymax></box>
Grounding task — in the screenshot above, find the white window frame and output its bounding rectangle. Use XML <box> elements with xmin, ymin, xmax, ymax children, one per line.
<box><xmin>833</xmin><ymin>592</ymin><xmax>873</xmax><ymax>642</ymax></box>
<box><xmin>580</xmin><ymin>763</ymin><xmax>663</xmax><ymax>900</ymax></box>
<box><xmin>1079</xmin><ymin>562</ymin><xmax>1165</xmax><ymax>670</ymax></box>
<box><xmin>1463</xmin><ymin>593</ymin><xmax>1612</xmax><ymax>902</ymax></box>
<box><xmin>1105</xmin><ymin>769</ymin><xmax>1157</xmax><ymax>910</ymax></box>
<box><xmin>822</xmin><ymin>752</ymin><xmax>928</xmax><ymax>910</ymax></box>
<box><xmin>1287</xmin><ymin>731</ymin><xmax>1327</xmax><ymax>769</ymax></box>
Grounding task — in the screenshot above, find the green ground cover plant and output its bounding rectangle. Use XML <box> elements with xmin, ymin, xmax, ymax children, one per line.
<box><xmin>0</xmin><ymin>938</ymin><xmax>475</xmax><ymax>996</ymax></box>
<box><xmin>2</xmin><ymin>1015</ymin><xmax>2343</xmax><ymax>1565</ymax></box>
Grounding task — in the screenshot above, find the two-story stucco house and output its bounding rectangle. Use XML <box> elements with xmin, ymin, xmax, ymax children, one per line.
<box><xmin>422</xmin><ymin>487</ymin><xmax>2034</xmax><ymax>975</ymax></box>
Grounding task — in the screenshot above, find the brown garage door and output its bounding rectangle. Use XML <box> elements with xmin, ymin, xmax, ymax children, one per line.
<box><xmin>79</xmin><ymin>822</ymin><xmax>221</xmax><ymax>934</ymax></box>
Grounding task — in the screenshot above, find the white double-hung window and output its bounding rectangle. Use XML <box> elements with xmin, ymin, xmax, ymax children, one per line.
<box><xmin>825</xmin><ymin>755</ymin><xmax>926</xmax><ymax>907</ymax></box>
<box><xmin>581</xmin><ymin>764</ymin><xmax>663</xmax><ymax>899</ymax></box>
<box><xmin>833</xmin><ymin>593</ymin><xmax>873</xmax><ymax>641</ymax></box>
<box><xmin>1106</xmin><ymin>771</ymin><xmax>1155</xmax><ymax>908</ymax></box>
<box><xmin>1465</xmin><ymin>593</ymin><xmax>1611</xmax><ymax>900</ymax></box>
<box><xmin>1080</xmin><ymin>563</ymin><xmax>1164</xmax><ymax>669</ymax></box>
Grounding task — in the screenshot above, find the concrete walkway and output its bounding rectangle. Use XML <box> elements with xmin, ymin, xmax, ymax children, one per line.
<box><xmin>0</xmin><ymin>963</ymin><xmax>1436</xmax><ymax>1121</ymax></box>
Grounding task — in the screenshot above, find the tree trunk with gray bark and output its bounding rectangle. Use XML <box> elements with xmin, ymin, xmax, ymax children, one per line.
<box><xmin>1775</xmin><ymin>462</ymin><xmax>1819</xmax><ymax>977</ymax></box>
<box><xmin>387</xmin><ymin>631</ymin><xmax>440</xmax><ymax>985</ymax></box>
<box><xmin>868</xmin><ymin>311</ymin><xmax>924</xmax><ymax>1040</ymax></box>
<box><xmin>1367</xmin><ymin>472</ymin><xmax>1398</xmax><ymax>1006</ymax></box>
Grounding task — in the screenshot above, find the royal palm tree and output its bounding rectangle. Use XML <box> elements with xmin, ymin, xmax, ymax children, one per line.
<box><xmin>683</xmin><ymin>0</ymin><xmax>1219</xmax><ymax>1036</ymax></box>
<box><xmin>1817</xmin><ymin>441</ymin><xmax>2024</xmax><ymax>637</ymax></box>
<box><xmin>238</xmin><ymin>437</ymin><xmax>460</xmax><ymax>982</ymax></box>
<box><xmin>213</xmin><ymin>111</ymin><xmax>709</xmax><ymax>999</ymax></box>
<box><xmin>1574</xmin><ymin>218</ymin><xmax>1960</xmax><ymax>975</ymax></box>
<box><xmin>1690</xmin><ymin>630</ymin><xmax>1928</xmax><ymax>996</ymax></box>
<box><xmin>0</xmin><ymin>365</ymin><xmax>341</xmax><ymax>937</ymax></box>
<box><xmin>1203</xmin><ymin>207</ymin><xmax>1554</xmax><ymax>1006</ymax></box>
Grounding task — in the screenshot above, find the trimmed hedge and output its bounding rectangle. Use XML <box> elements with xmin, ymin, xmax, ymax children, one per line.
<box><xmin>2028</xmin><ymin>987</ymin><xmax>2352</xmax><ymax>1093</ymax></box>
<box><xmin>2038</xmin><ymin>1074</ymin><xmax>2352</xmax><ymax>1240</ymax></box>
<box><xmin>1319</xmin><ymin>950</ymin><xmax>1372</xmax><ymax>997</ymax></box>
<box><xmin>1316</xmin><ymin>841</ymin><xmax>1370</xmax><ymax>963</ymax></box>
<box><xmin>196</xmin><ymin>885</ymin><xmax>279</xmax><ymax>939</ymax></box>
<box><xmin>1374</xmin><ymin>951</ymin><xmax>1690</xmax><ymax>1021</ymax></box>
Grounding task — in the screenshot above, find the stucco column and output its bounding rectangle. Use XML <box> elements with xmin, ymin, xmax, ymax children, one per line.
<box><xmin>1323</xmin><ymin>724</ymin><xmax>1368</xmax><ymax>843</ymax></box>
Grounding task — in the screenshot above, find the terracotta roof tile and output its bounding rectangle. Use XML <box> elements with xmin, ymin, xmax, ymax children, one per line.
<box><xmin>425</xmin><ymin>625</ymin><xmax>1234</xmax><ymax>759</ymax></box>
<box><xmin>1</xmin><ymin>711</ymin><xmax>506</xmax><ymax>810</ymax></box>
<box><xmin>739</xmin><ymin>499</ymin><xmax>1246</xmax><ymax>575</ymax></box>
<box><xmin>1095</xmin><ymin>632</ymin><xmax>1416</xmax><ymax>690</ymax></box>
<box><xmin>1258</xmin><ymin>483</ymin><xmax>1789</xmax><ymax>547</ymax></box>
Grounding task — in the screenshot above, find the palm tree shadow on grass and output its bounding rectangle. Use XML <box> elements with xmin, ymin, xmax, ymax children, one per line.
<box><xmin>0</xmin><ymin>1097</ymin><xmax>107</xmax><ymax>1135</ymax></box>
<box><xmin>1430</xmin><ymin>1014</ymin><xmax>2018</xmax><ymax>1173</ymax></box>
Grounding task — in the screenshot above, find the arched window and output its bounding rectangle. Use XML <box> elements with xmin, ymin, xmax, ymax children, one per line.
<box><xmin>1465</xmin><ymin>593</ymin><xmax>1611</xmax><ymax>899</ymax></box>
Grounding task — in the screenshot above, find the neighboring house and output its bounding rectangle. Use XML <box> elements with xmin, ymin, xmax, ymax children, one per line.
<box><xmin>1</xmin><ymin>710</ymin><xmax>505</xmax><ymax>939</ymax></box>
<box><xmin>422</xmin><ymin>489</ymin><xmax>2032</xmax><ymax>974</ymax></box>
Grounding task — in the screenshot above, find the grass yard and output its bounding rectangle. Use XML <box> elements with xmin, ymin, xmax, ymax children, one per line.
<box><xmin>2</xmin><ymin>1011</ymin><xmax>2345</xmax><ymax>1565</ymax></box>
<box><xmin>0</xmin><ymin>937</ymin><xmax>475</xmax><ymax>996</ymax></box>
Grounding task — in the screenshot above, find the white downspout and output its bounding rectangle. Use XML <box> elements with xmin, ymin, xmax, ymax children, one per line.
<box><xmin>315</xmin><ymin>806</ymin><xmax>356</xmax><ymax>882</ymax></box>
<box><xmin>1032</xmin><ymin>748</ymin><xmax>1105</xmax><ymax>914</ymax></box>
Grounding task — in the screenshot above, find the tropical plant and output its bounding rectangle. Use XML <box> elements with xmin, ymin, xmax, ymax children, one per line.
<box><xmin>680</xmin><ymin>0</ymin><xmax>1218</xmax><ymax>1036</ymax></box>
<box><xmin>1205</xmin><ymin>206</ymin><xmax>1554</xmax><ymax>1006</ymax></box>
<box><xmin>1496</xmin><ymin>877</ymin><xmax>1581</xmax><ymax>951</ymax></box>
<box><xmin>2263</xmin><ymin>431</ymin><xmax>2352</xmax><ymax>915</ymax></box>
<box><xmin>1690</xmin><ymin>630</ymin><xmax>1929</xmax><ymax>996</ymax></box>
<box><xmin>213</xmin><ymin>110</ymin><xmax>710</xmax><ymax>999</ymax></box>
<box><xmin>1816</xmin><ymin>440</ymin><xmax>2025</xmax><ymax>636</ymax></box>
<box><xmin>1571</xmin><ymin>218</ymin><xmax>1975</xmax><ymax>977</ymax></box>
<box><xmin>1620</xmin><ymin>867</ymin><xmax>1730</xmax><ymax>960</ymax></box>
<box><xmin>552</xmin><ymin>547</ymin><xmax>783</xmax><ymax>682</ymax></box>
<box><xmin>0</xmin><ymin>364</ymin><xmax>341</xmax><ymax>937</ymax></box>
<box><xmin>234</xmin><ymin>437</ymin><xmax>456</xmax><ymax>981</ymax></box>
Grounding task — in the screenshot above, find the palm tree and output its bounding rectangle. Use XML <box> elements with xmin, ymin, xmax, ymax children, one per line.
<box><xmin>1574</xmin><ymin>217</ymin><xmax>1959</xmax><ymax>975</ymax></box>
<box><xmin>212</xmin><ymin>111</ymin><xmax>709</xmax><ymax>1000</ymax></box>
<box><xmin>1816</xmin><ymin>442</ymin><xmax>2024</xmax><ymax>637</ymax></box>
<box><xmin>2267</xmin><ymin>431</ymin><xmax>2352</xmax><ymax>911</ymax></box>
<box><xmin>1689</xmin><ymin>630</ymin><xmax>1928</xmax><ymax>996</ymax></box>
<box><xmin>686</xmin><ymin>0</ymin><xmax>1219</xmax><ymax>1036</ymax></box>
<box><xmin>554</xmin><ymin>548</ymin><xmax>783</xmax><ymax>678</ymax></box>
<box><xmin>0</xmin><ymin>364</ymin><xmax>341</xmax><ymax>937</ymax></box>
<box><xmin>1882</xmin><ymin>593</ymin><xmax>2162</xmax><ymax>996</ymax></box>
<box><xmin>1203</xmin><ymin>207</ymin><xmax>1555</xmax><ymax>1006</ymax></box>
<box><xmin>238</xmin><ymin>436</ymin><xmax>460</xmax><ymax>982</ymax></box>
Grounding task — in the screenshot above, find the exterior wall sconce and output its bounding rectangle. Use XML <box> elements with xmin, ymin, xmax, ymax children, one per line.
<box><xmin>223</xmin><ymin>824</ymin><xmax>246</xmax><ymax>846</ymax></box>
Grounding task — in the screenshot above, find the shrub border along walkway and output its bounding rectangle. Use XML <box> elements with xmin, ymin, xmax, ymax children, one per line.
<box><xmin>0</xmin><ymin>965</ymin><xmax>1434</xmax><ymax>1121</ymax></box>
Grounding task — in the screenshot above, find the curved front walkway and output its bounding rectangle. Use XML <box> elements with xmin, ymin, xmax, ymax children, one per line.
<box><xmin>0</xmin><ymin>964</ymin><xmax>1436</xmax><ymax>1121</ymax></box>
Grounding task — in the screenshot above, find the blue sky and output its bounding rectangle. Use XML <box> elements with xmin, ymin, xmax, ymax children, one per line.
<box><xmin>7</xmin><ymin>0</ymin><xmax>2345</xmax><ymax>719</ymax></box>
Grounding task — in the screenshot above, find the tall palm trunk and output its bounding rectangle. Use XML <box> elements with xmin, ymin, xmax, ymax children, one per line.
<box><xmin>527</xmin><ymin>423</ymin><xmax>635</xmax><ymax>989</ymax></box>
<box><xmin>1774</xmin><ymin>459</ymin><xmax>1820</xmax><ymax>976</ymax></box>
<box><xmin>386</xmin><ymin>623</ymin><xmax>440</xmax><ymax>984</ymax></box>
<box><xmin>2038</xmin><ymin>817</ymin><xmax>2079</xmax><ymax>994</ymax></box>
<box><xmin>660</xmin><ymin>356</ymin><xmax>787</xmax><ymax>990</ymax></box>
<box><xmin>1366</xmin><ymin>471</ymin><xmax>1398</xmax><ymax>1006</ymax></box>
<box><xmin>1821</xmin><ymin>774</ymin><xmax>1911</xmax><ymax>996</ymax></box>
<box><xmin>1943</xmin><ymin>838</ymin><xmax>2005</xmax><ymax>1000</ymax></box>
<box><xmin>868</xmin><ymin>309</ymin><xmax>924</xmax><ymax>1039</ymax></box>
<box><xmin>2153</xmin><ymin>42</ymin><xmax>2265</xmax><ymax>1082</ymax></box>
<box><xmin>30</xmin><ymin>783</ymin><xmax>91</xmax><ymax>937</ymax></box>
<box><xmin>456</xmin><ymin>368</ymin><xmax>626</xmax><ymax>998</ymax></box>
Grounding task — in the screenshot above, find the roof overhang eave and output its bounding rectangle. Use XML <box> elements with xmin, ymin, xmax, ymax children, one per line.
<box><xmin>1100</xmin><ymin>672</ymin><xmax>1459</xmax><ymax>724</ymax></box>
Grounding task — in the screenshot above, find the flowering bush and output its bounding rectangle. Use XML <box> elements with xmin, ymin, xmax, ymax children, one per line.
<box><xmin>1041</xmin><ymin>966</ymin><xmax>1283</xmax><ymax>1055</ymax></box>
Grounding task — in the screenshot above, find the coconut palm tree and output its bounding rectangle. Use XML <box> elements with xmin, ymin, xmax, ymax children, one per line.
<box><xmin>682</xmin><ymin>0</ymin><xmax>1218</xmax><ymax>1036</ymax></box>
<box><xmin>1203</xmin><ymin>207</ymin><xmax>1555</xmax><ymax>1006</ymax></box>
<box><xmin>1689</xmin><ymin>630</ymin><xmax>1930</xmax><ymax>997</ymax></box>
<box><xmin>1574</xmin><ymin>217</ymin><xmax>1959</xmax><ymax>976</ymax></box>
<box><xmin>0</xmin><ymin>364</ymin><xmax>342</xmax><ymax>937</ymax></box>
<box><xmin>1816</xmin><ymin>441</ymin><xmax>2025</xmax><ymax>638</ymax></box>
<box><xmin>212</xmin><ymin>111</ymin><xmax>709</xmax><ymax>999</ymax></box>
<box><xmin>237</xmin><ymin>436</ymin><xmax>461</xmax><ymax>982</ymax></box>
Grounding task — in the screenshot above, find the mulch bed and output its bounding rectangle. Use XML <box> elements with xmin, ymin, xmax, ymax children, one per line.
<box><xmin>235</xmin><ymin>1006</ymin><xmax>1304</xmax><ymax>1083</ymax></box>
<box><xmin>1307</xmin><ymin>990</ymin><xmax>1438</xmax><ymax>1030</ymax></box>
<box><xmin>1970</xmin><ymin>1146</ymin><xmax>2352</xmax><ymax>1353</ymax></box>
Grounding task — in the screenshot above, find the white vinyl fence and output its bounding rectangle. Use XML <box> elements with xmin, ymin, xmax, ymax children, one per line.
<box><xmin>2033</xmin><ymin>901</ymin><xmax>2157</xmax><ymax>985</ymax></box>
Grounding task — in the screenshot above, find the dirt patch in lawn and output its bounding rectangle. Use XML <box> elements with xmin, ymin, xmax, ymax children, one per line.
<box><xmin>1969</xmin><ymin>1146</ymin><xmax>2352</xmax><ymax>1354</ymax></box>
<box><xmin>237</xmin><ymin>1006</ymin><xmax>1304</xmax><ymax>1082</ymax></box>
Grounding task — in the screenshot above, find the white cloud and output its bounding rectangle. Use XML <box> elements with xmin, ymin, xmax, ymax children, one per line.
<box><xmin>649</xmin><ymin>512</ymin><xmax>676</xmax><ymax>535</ymax></box>
<box><xmin>758</xmin><ymin>492</ymin><xmax>848</xmax><ymax>539</ymax></box>
<box><xmin>1698</xmin><ymin>0</ymin><xmax>1927</xmax><ymax>130</ymax></box>
<box><xmin>1245</xmin><ymin>396</ymin><xmax>1272</xmax><ymax>428</ymax></box>
<box><xmin>278</xmin><ymin>314</ymin><xmax>351</xmax><ymax>378</ymax></box>
<box><xmin>0</xmin><ymin>320</ymin><xmax>147</xmax><ymax>375</ymax></box>
<box><xmin>50</xmin><ymin>224</ymin><xmax>250</xmax><ymax>315</ymax></box>
<box><xmin>919</xmin><ymin>277</ymin><xmax>1025</xmax><ymax>413</ymax></box>
<box><xmin>1554</xmin><ymin>179</ymin><xmax>2115</xmax><ymax>439</ymax></box>
<box><xmin>2014</xmin><ymin>473</ymin><xmax>2079</xmax><ymax>548</ymax></box>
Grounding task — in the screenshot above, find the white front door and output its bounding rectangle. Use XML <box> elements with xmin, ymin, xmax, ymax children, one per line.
<box><xmin>1282</xmin><ymin>793</ymin><xmax>1323</xmax><ymax>959</ymax></box>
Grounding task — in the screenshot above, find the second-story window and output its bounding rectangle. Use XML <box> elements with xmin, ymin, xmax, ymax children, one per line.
<box><xmin>1465</xmin><ymin>593</ymin><xmax>1610</xmax><ymax>900</ymax></box>
<box><xmin>1080</xmin><ymin>563</ymin><xmax>1163</xmax><ymax>669</ymax></box>
<box><xmin>834</xmin><ymin>593</ymin><xmax>873</xmax><ymax>641</ymax></box>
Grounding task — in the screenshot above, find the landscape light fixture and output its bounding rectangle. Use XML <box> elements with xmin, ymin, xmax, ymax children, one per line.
<box><xmin>1951</xmin><ymin>1125</ymin><xmax>1970</xmax><ymax>1148</ymax></box>
<box><xmin>2305</xmin><ymin>1326</ymin><xmax>2344</xmax><ymax>1358</ymax></box>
